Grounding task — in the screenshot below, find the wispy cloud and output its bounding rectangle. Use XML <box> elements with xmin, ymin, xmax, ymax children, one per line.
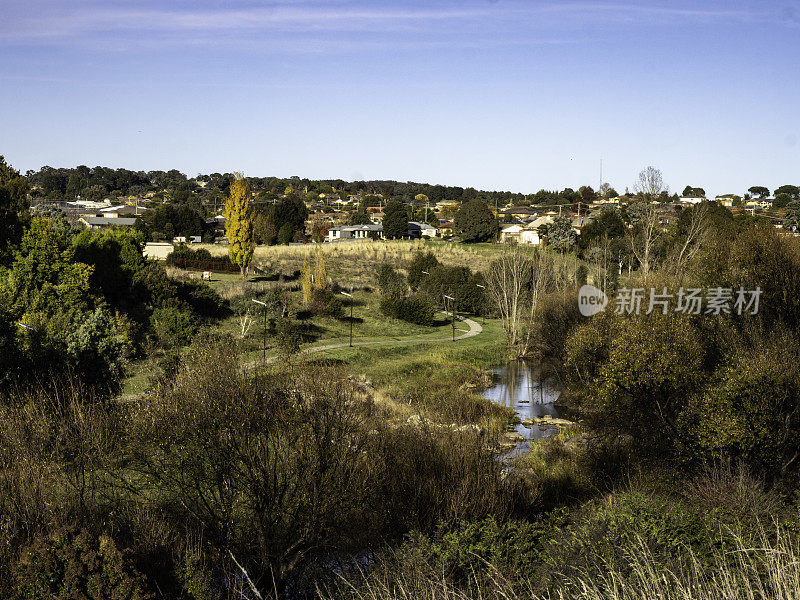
<box><xmin>0</xmin><ymin>1</ymin><xmax>792</xmax><ymax>48</ymax></box>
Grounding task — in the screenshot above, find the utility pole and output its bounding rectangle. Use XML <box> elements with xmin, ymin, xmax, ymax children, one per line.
<box><xmin>341</xmin><ymin>291</ymin><xmax>354</xmax><ymax>347</ymax></box>
<box><xmin>600</xmin><ymin>158</ymin><xmax>603</xmax><ymax>191</ymax></box>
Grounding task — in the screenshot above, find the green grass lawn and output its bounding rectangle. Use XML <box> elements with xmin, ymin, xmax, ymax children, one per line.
<box><xmin>226</xmin><ymin>289</ymin><xmax>471</xmax><ymax>360</ymax></box>
<box><xmin>301</xmin><ymin>319</ymin><xmax>511</xmax><ymax>424</ymax></box>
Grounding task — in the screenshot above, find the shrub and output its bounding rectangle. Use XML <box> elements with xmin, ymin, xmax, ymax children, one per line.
<box><xmin>397</xmin><ymin>515</ymin><xmax>563</xmax><ymax>586</ymax></box>
<box><xmin>13</xmin><ymin>526</ymin><xmax>152</xmax><ymax>600</ymax></box>
<box><xmin>309</xmin><ymin>288</ymin><xmax>344</xmax><ymax>318</ymax></box>
<box><xmin>380</xmin><ymin>294</ymin><xmax>435</xmax><ymax>326</ymax></box>
<box><xmin>376</xmin><ymin>263</ymin><xmax>406</xmax><ymax>298</ymax></box>
<box><xmin>66</xmin><ymin>308</ymin><xmax>130</xmax><ymax>392</ymax></box>
<box><xmin>419</xmin><ymin>264</ymin><xmax>485</xmax><ymax>314</ymax></box>
<box><xmin>398</xmin><ymin>294</ymin><xmax>436</xmax><ymax>326</ymax></box>
<box><xmin>274</xmin><ymin>317</ymin><xmax>302</xmax><ymax>359</ymax></box>
<box><xmin>176</xmin><ymin>280</ymin><xmax>227</xmax><ymax>319</ymax></box>
<box><xmin>407</xmin><ymin>251</ymin><xmax>440</xmax><ymax>290</ymax></box>
<box><xmin>149</xmin><ymin>307</ymin><xmax>197</xmax><ymax>348</ymax></box>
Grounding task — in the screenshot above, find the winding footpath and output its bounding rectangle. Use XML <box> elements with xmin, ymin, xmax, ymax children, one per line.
<box><xmin>256</xmin><ymin>313</ymin><xmax>483</xmax><ymax>366</ymax></box>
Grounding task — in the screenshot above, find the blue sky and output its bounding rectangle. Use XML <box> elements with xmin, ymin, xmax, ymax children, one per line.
<box><xmin>1</xmin><ymin>0</ymin><xmax>798</xmax><ymax>197</ymax></box>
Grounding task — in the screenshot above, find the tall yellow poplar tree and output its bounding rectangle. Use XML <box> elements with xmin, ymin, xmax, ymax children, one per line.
<box><xmin>301</xmin><ymin>256</ymin><xmax>313</xmax><ymax>304</ymax></box>
<box><xmin>313</xmin><ymin>250</ymin><xmax>327</xmax><ymax>290</ymax></box>
<box><xmin>224</xmin><ymin>173</ymin><xmax>255</xmax><ymax>276</ymax></box>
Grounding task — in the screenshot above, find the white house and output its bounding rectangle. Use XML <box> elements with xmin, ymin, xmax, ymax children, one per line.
<box><xmin>500</xmin><ymin>215</ymin><xmax>553</xmax><ymax>246</ymax></box>
<box><xmin>679</xmin><ymin>197</ymin><xmax>706</xmax><ymax>205</ymax></box>
<box><xmin>327</xmin><ymin>224</ymin><xmax>384</xmax><ymax>241</ymax></box>
<box><xmin>500</xmin><ymin>224</ymin><xmax>525</xmax><ymax>243</ymax></box>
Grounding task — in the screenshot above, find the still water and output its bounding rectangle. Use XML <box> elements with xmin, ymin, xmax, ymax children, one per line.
<box><xmin>483</xmin><ymin>360</ymin><xmax>561</xmax><ymax>455</ymax></box>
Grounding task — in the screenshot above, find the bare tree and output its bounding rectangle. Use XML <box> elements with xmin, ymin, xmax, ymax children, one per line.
<box><xmin>634</xmin><ymin>166</ymin><xmax>667</xmax><ymax>203</ymax></box>
<box><xmin>628</xmin><ymin>202</ymin><xmax>660</xmax><ymax>282</ymax></box>
<box><xmin>487</xmin><ymin>249</ymin><xmax>562</xmax><ymax>357</ymax></box>
<box><xmin>671</xmin><ymin>202</ymin><xmax>709</xmax><ymax>277</ymax></box>
<box><xmin>238</xmin><ymin>310</ymin><xmax>255</xmax><ymax>338</ymax></box>
<box><xmin>487</xmin><ymin>250</ymin><xmax>531</xmax><ymax>352</ymax></box>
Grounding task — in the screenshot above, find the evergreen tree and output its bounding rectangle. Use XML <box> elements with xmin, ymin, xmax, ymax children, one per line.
<box><xmin>382</xmin><ymin>200</ymin><xmax>409</xmax><ymax>239</ymax></box>
<box><xmin>454</xmin><ymin>200</ymin><xmax>499</xmax><ymax>243</ymax></box>
<box><xmin>224</xmin><ymin>174</ymin><xmax>255</xmax><ymax>276</ymax></box>
<box><xmin>547</xmin><ymin>215</ymin><xmax>577</xmax><ymax>252</ymax></box>
<box><xmin>0</xmin><ymin>156</ymin><xmax>30</xmax><ymax>265</ymax></box>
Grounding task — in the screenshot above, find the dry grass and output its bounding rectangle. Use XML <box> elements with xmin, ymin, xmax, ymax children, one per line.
<box><xmin>194</xmin><ymin>240</ymin><xmax>496</xmax><ymax>288</ymax></box>
<box><xmin>327</xmin><ymin>527</ymin><xmax>800</xmax><ymax>600</ymax></box>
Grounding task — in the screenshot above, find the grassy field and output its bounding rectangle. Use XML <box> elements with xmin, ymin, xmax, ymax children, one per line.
<box><xmin>123</xmin><ymin>243</ymin><xmax>517</xmax><ymax>423</ymax></box>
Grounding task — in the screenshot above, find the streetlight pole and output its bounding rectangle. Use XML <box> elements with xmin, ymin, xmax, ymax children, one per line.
<box><xmin>341</xmin><ymin>291</ymin><xmax>354</xmax><ymax>347</ymax></box>
<box><xmin>444</xmin><ymin>294</ymin><xmax>455</xmax><ymax>341</ymax></box>
<box><xmin>476</xmin><ymin>283</ymin><xmax>486</xmax><ymax>325</ymax></box>
<box><xmin>252</xmin><ymin>299</ymin><xmax>267</xmax><ymax>363</ymax></box>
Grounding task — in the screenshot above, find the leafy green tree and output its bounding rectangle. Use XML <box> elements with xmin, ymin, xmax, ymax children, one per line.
<box><xmin>71</xmin><ymin>228</ymin><xmax>144</xmax><ymax>309</ymax></box>
<box><xmin>748</xmin><ymin>186</ymin><xmax>770</xmax><ymax>199</ymax></box>
<box><xmin>65</xmin><ymin>172</ymin><xmax>87</xmax><ymax>198</ymax></box>
<box><xmin>224</xmin><ymin>175</ymin><xmax>255</xmax><ymax>275</ymax></box>
<box><xmin>782</xmin><ymin>202</ymin><xmax>800</xmax><ymax>232</ymax></box>
<box><xmin>578</xmin><ymin>185</ymin><xmax>597</xmax><ymax>204</ymax></box>
<box><xmin>6</xmin><ymin>217</ymin><xmax>93</xmax><ymax>319</ymax></box>
<box><xmin>376</xmin><ymin>263</ymin><xmax>407</xmax><ymax>298</ymax></box>
<box><xmin>546</xmin><ymin>215</ymin><xmax>577</xmax><ymax>252</ymax></box>
<box><xmin>0</xmin><ymin>156</ymin><xmax>30</xmax><ymax>265</ymax></box>
<box><xmin>419</xmin><ymin>264</ymin><xmax>485</xmax><ymax>314</ymax></box>
<box><xmin>454</xmin><ymin>200</ymin><xmax>499</xmax><ymax>243</ymax></box>
<box><xmin>688</xmin><ymin>343</ymin><xmax>800</xmax><ymax>477</ymax></box>
<box><xmin>382</xmin><ymin>200</ymin><xmax>409</xmax><ymax>239</ymax></box>
<box><xmin>349</xmin><ymin>209</ymin><xmax>372</xmax><ymax>225</ymax></box>
<box><xmin>773</xmin><ymin>192</ymin><xmax>793</xmax><ymax>209</ymax></box>
<box><xmin>277</xmin><ymin>222</ymin><xmax>294</xmax><ymax>245</ymax></box>
<box><xmin>579</xmin><ymin>208</ymin><xmax>626</xmax><ymax>249</ymax></box>
<box><xmin>681</xmin><ymin>185</ymin><xmax>706</xmax><ymax>198</ymax></box>
<box><xmin>66</xmin><ymin>308</ymin><xmax>129</xmax><ymax>390</ymax></box>
<box><xmin>774</xmin><ymin>184</ymin><xmax>799</xmax><ymax>201</ymax></box>
<box><xmin>141</xmin><ymin>204</ymin><xmax>205</xmax><ymax>239</ymax></box>
<box><xmin>584</xmin><ymin>314</ymin><xmax>705</xmax><ymax>454</ymax></box>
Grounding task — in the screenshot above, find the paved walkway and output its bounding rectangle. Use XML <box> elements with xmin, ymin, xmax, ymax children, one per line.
<box><xmin>255</xmin><ymin>313</ymin><xmax>483</xmax><ymax>365</ymax></box>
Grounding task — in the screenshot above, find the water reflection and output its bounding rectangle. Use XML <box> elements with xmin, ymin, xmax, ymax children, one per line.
<box><xmin>483</xmin><ymin>360</ymin><xmax>561</xmax><ymax>454</ymax></box>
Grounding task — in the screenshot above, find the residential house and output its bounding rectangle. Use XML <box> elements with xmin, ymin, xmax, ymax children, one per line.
<box><xmin>97</xmin><ymin>204</ymin><xmax>141</xmax><ymax>218</ymax></box>
<box><xmin>327</xmin><ymin>223</ymin><xmax>384</xmax><ymax>241</ymax></box>
<box><xmin>78</xmin><ymin>216</ymin><xmax>137</xmax><ymax>230</ymax></box>
<box><xmin>408</xmin><ymin>221</ymin><xmax>437</xmax><ymax>238</ymax></box>
<box><xmin>499</xmin><ymin>224</ymin><xmax>525</xmax><ymax>243</ymax></box>
<box><xmin>500</xmin><ymin>215</ymin><xmax>553</xmax><ymax>245</ymax></box>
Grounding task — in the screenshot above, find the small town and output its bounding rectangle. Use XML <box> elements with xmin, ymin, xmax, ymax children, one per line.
<box><xmin>2</xmin><ymin>1</ymin><xmax>799</xmax><ymax>599</ymax></box>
